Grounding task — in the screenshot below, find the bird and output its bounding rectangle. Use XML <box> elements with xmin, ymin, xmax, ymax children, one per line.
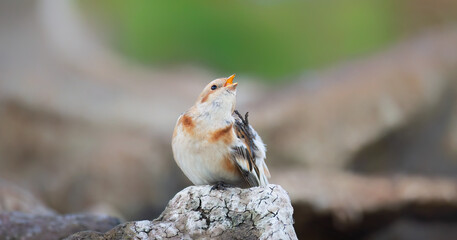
<box><xmin>172</xmin><ymin>74</ymin><xmax>270</xmax><ymax>188</ymax></box>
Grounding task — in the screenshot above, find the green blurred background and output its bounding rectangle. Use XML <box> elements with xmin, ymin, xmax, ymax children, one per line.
<box><xmin>78</xmin><ymin>0</ymin><xmax>457</xmax><ymax>81</ymax></box>
<box><xmin>79</xmin><ymin>0</ymin><xmax>407</xmax><ymax>81</ymax></box>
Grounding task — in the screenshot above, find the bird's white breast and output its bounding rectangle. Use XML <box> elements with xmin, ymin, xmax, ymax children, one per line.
<box><xmin>172</xmin><ymin>114</ymin><xmax>240</xmax><ymax>185</ymax></box>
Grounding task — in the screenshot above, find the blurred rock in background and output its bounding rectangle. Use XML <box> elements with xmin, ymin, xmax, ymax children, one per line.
<box><xmin>0</xmin><ymin>180</ymin><xmax>121</xmax><ymax>240</ymax></box>
<box><xmin>273</xmin><ymin>170</ymin><xmax>457</xmax><ymax>239</ymax></box>
<box><xmin>1</xmin><ymin>0</ymin><xmax>457</xmax><ymax>239</ymax></box>
<box><xmin>0</xmin><ymin>180</ymin><xmax>55</xmax><ymax>215</ymax></box>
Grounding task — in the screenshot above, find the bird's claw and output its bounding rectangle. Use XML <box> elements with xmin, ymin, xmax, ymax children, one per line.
<box><xmin>211</xmin><ymin>181</ymin><xmax>232</xmax><ymax>191</ymax></box>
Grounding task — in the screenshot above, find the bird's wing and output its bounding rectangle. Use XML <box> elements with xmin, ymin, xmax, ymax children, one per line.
<box><xmin>230</xmin><ymin>110</ymin><xmax>270</xmax><ymax>187</ymax></box>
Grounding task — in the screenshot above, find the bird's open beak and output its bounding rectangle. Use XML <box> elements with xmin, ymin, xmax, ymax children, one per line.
<box><xmin>223</xmin><ymin>74</ymin><xmax>237</xmax><ymax>89</ymax></box>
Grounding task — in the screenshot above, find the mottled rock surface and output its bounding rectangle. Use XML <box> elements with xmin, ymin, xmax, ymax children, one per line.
<box><xmin>67</xmin><ymin>184</ymin><xmax>297</xmax><ymax>240</ymax></box>
<box><xmin>0</xmin><ymin>212</ymin><xmax>121</xmax><ymax>240</ymax></box>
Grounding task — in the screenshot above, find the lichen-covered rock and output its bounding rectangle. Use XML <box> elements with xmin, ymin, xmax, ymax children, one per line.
<box><xmin>66</xmin><ymin>184</ymin><xmax>297</xmax><ymax>240</ymax></box>
<box><xmin>0</xmin><ymin>212</ymin><xmax>121</xmax><ymax>240</ymax></box>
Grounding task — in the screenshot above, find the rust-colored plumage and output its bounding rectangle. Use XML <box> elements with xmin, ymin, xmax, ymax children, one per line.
<box><xmin>210</xmin><ymin>124</ymin><xmax>233</xmax><ymax>144</ymax></box>
<box><xmin>179</xmin><ymin>114</ymin><xmax>195</xmax><ymax>134</ymax></box>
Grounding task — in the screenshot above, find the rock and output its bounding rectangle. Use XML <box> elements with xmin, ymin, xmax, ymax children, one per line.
<box><xmin>0</xmin><ymin>179</ymin><xmax>123</xmax><ymax>239</ymax></box>
<box><xmin>64</xmin><ymin>231</ymin><xmax>104</xmax><ymax>240</ymax></box>
<box><xmin>272</xmin><ymin>169</ymin><xmax>457</xmax><ymax>239</ymax></box>
<box><xmin>0</xmin><ymin>212</ymin><xmax>121</xmax><ymax>240</ymax></box>
<box><xmin>367</xmin><ymin>219</ymin><xmax>457</xmax><ymax>240</ymax></box>
<box><xmin>66</xmin><ymin>184</ymin><xmax>297</xmax><ymax>240</ymax></box>
<box><xmin>253</xmin><ymin>28</ymin><xmax>457</xmax><ymax>168</ymax></box>
<box><xmin>0</xmin><ymin>180</ymin><xmax>55</xmax><ymax>215</ymax></box>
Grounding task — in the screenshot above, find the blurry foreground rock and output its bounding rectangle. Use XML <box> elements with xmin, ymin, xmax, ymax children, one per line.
<box><xmin>67</xmin><ymin>184</ymin><xmax>297</xmax><ymax>240</ymax></box>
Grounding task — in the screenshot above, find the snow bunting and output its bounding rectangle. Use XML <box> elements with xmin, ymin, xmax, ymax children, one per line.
<box><xmin>172</xmin><ymin>74</ymin><xmax>270</xmax><ymax>188</ymax></box>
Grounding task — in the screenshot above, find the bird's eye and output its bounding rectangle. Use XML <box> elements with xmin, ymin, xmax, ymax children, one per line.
<box><xmin>211</xmin><ymin>85</ymin><xmax>217</xmax><ymax>90</ymax></box>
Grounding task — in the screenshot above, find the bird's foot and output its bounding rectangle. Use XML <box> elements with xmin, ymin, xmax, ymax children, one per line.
<box><xmin>211</xmin><ymin>181</ymin><xmax>232</xmax><ymax>191</ymax></box>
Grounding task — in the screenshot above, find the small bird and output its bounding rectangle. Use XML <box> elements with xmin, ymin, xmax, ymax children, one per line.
<box><xmin>172</xmin><ymin>74</ymin><xmax>270</xmax><ymax>188</ymax></box>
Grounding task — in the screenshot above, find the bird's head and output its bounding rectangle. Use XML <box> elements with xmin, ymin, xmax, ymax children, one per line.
<box><xmin>195</xmin><ymin>74</ymin><xmax>238</xmax><ymax>116</ymax></box>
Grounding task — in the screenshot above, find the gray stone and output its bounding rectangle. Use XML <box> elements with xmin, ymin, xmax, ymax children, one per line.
<box><xmin>66</xmin><ymin>184</ymin><xmax>297</xmax><ymax>240</ymax></box>
<box><xmin>0</xmin><ymin>212</ymin><xmax>121</xmax><ymax>240</ymax></box>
